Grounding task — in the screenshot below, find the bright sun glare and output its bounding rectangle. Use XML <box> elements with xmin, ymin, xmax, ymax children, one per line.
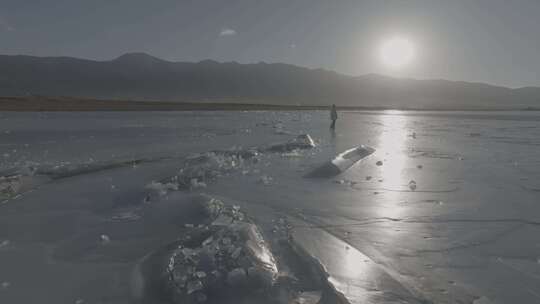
<box><xmin>379</xmin><ymin>37</ymin><xmax>415</xmax><ymax>69</ymax></box>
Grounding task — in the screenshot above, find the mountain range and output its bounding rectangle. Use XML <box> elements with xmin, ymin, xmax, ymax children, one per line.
<box><xmin>1</xmin><ymin>52</ymin><xmax>539</xmax><ymax>110</ymax></box>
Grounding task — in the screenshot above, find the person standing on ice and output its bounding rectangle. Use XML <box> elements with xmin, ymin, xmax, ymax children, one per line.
<box><xmin>330</xmin><ymin>104</ymin><xmax>338</xmax><ymax>129</ymax></box>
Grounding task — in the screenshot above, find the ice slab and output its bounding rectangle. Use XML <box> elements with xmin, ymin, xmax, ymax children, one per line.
<box><xmin>289</xmin><ymin>217</ymin><xmax>426</xmax><ymax>304</ymax></box>
<box><xmin>305</xmin><ymin>145</ymin><xmax>374</xmax><ymax>178</ymax></box>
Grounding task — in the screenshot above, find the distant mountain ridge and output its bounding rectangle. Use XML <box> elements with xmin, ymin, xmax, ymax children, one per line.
<box><xmin>1</xmin><ymin>52</ymin><xmax>539</xmax><ymax>109</ymax></box>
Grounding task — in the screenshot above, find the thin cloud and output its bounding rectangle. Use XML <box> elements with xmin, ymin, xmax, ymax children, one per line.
<box><xmin>219</xmin><ymin>28</ymin><xmax>237</xmax><ymax>37</ymax></box>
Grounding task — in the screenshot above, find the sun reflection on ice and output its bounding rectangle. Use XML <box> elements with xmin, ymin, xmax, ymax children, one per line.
<box><xmin>379</xmin><ymin>111</ymin><xmax>408</xmax><ymax>187</ymax></box>
<box><xmin>376</xmin><ymin>111</ymin><xmax>410</xmax><ymax>218</ymax></box>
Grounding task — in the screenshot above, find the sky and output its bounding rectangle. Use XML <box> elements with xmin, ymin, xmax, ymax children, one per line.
<box><xmin>1</xmin><ymin>0</ymin><xmax>539</xmax><ymax>88</ymax></box>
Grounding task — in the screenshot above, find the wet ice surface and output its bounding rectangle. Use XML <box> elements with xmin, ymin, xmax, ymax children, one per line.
<box><xmin>1</xmin><ymin>110</ymin><xmax>540</xmax><ymax>303</ymax></box>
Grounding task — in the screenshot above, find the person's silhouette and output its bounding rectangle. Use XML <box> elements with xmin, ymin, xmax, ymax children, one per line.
<box><xmin>330</xmin><ymin>104</ymin><xmax>338</xmax><ymax>129</ymax></box>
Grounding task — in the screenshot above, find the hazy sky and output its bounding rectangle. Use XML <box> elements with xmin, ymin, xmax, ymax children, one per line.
<box><xmin>1</xmin><ymin>0</ymin><xmax>539</xmax><ymax>87</ymax></box>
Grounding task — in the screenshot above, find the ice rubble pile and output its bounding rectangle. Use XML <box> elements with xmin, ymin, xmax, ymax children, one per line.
<box><xmin>0</xmin><ymin>174</ymin><xmax>24</xmax><ymax>199</ymax></box>
<box><xmin>176</xmin><ymin>149</ymin><xmax>260</xmax><ymax>189</ymax></box>
<box><xmin>166</xmin><ymin>197</ymin><xmax>278</xmax><ymax>303</ymax></box>
<box><xmin>145</xmin><ymin>181</ymin><xmax>179</xmax><ymax>195</ymax></box>
<box><xmin>144</xmin><ymin>149</ymin><xmax>259</xmax><ymax>195</ymax></box>
<box><xmin>147</xmin><ymin>135</ymin><xmax>316</xmax><ymax>195</ymax></box>
<box><xmin>0</xmin><ymin>163</ymin><xmax>47</xmax><ymax>200</ymax></box>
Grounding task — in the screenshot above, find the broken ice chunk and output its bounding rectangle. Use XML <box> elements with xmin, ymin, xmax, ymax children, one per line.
<box><xmin>221</xmin><ymin>237</ymin><xmax>231</xmax><ymax>245</ymax></box>
<box><xmin>186</xmin><ymin>280</ymin><xmax>203</xmax><ymax>294</ymax></box>
<box><xmin>231</xmin><ymin>247</ymin><xmax>242</xmax><ymax>259</ymax></box>
<box><xmin>172</xmin><ymin>273</ymin><xmax>188</xmax><ymax>287</ymax></box>
<box><xmin>190</xmin><ymin>178</ymin><xmax>207</xmax><ymax>189</ymax></box>
<box><xmin>145</xmin><ymin>181</ymin><xmax>178</xmax><ymax>196</ymax></box>
<box><xmin>100</xmin><ymin>234</ymin><xmax>111</xmax><ymax>244</ymax></box>
<box><xmin>258</xmin><ymin>175</ymin><xmax>273</xmax><ymax>185</ymax></box>
<box><xmin>202</xmin><ymin>237</ymin><xmax>213</xmax><ymax>247</ymax></box>
<box><xmin>293</xmin><ymin>134</ymin><xmax>316</xmax><ymax>148</ymax></box>
<box><xmin>109</xmin><ymin>211</ymin><xmax>141</xmax><ymax>222</ymax></box>
<box><xmin>211</xmin><ymin>214</ymin><xmax>234</xmax><ymax>226</ymax></box>
<box><xmin>195</xmin><ymin>271</ymin><xmax>207</xmax><ymax>279</ymax></box>
<box><xmin>181</xmin><ymin>248</ymin><xmax>196</xmax><ymax>258</ymax></box>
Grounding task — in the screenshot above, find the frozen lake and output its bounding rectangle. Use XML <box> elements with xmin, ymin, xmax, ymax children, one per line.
<box><xmin>1</xmin><ymin>110</ymin><xmax>540</xmax><ymax>303</ymax></box>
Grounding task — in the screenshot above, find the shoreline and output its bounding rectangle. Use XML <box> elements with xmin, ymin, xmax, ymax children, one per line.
<box><xmin>1</xmin><ymin>96</ymin><xmax>538</xmax><ymax>112</ymax></box>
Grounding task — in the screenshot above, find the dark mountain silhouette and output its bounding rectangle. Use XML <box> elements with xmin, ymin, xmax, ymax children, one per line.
<box><xmin>1</xmin><ymin>53</ymin><xmax>539</xmax><ymax>109</ymax></box>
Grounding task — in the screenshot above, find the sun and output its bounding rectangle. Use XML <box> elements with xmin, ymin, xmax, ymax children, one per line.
<box><xmin>379</xmin><ymin>37</ymin><xmax>415</xmax><ymax>69</ymax></box>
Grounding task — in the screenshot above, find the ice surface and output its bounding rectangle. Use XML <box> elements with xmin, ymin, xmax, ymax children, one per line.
<box><xmin>2</xmin><ymin>110</ymin><xmax>540</xmax><ymax>303</ymax></box>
